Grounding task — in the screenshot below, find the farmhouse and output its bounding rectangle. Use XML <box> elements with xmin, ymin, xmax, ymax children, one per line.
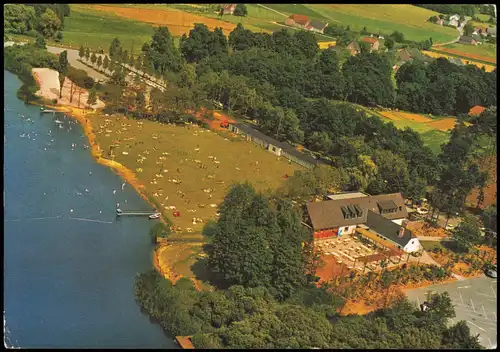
<box><xmin>346</xmin><ymin>41</ymin><xmax>361</xmax><ymax>55</ymax></box>
<box><xmin>468</xmin><ymin>105</ymin><xmax>486</xmax><ymax>116</ymax></box>
<box><xmin>458</xmin><ymin>36</ymin><xmax>479</xmax><ymax>45</ymax></box>
<box><xmin>228</xmin><ymin>122</ymin><xmax>321</xmax><ymax>169</ymax></box>
<box><xmin>360</xmin><ymin>36</ymin><xmax>380</xmax><ymax>51</ymax></box>
<box><xmin>306</xmin><ymin>19</ymin><xmax>328</xmax><ymax>34</ymax></box>
<box><xmin>305</xmin><ymin>192</ymin><xmax>420</xmax><ymax>252</ymax></box>
<box><xmin>285</xmin><ymin>14</ymin><xmax>310</xmax><ymax>29</ymax></box>
<box><xmin>222</xmin><ymin>4</ymin><xmax>236</xmax><ymax>15</ymax></box>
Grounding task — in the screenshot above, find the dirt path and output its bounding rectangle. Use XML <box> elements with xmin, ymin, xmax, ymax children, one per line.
<box><xmin>408</xmin><ymin>250</ymin><xmax>442</xmax><ymax>267</ymax></box>
<box><xmin>256</xmin><ymin>4</ymin><xmax>287</xmax><ymax>17</ymax></box>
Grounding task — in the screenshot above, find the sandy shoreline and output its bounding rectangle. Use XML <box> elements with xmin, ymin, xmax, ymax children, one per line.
<box><xmin>31</xmin><ymin>99</ymin><xmax>176</xmax><ymax>282</ymax></box>
<box><xmin>32</xmin><ymin>68</ymin><xmax>105</xmax><ymax>110</ymax></box>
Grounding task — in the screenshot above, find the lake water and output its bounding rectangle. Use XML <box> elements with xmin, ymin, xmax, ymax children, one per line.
<box><xmin>3</xmin><ymin>70</ymin><xmax>176</xmax><ymax>348</ymax></box>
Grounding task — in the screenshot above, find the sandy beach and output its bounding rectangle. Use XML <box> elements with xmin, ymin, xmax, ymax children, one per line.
<box><xmin>32</xmin><ymin>68</ymin><xmax>105</xmax><ymax>110</ymax></box>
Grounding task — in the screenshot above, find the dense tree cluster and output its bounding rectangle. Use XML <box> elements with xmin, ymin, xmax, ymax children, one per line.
<box><xmin>134</xmin><ymin>269</ymin><xmax>481</xmax><ymax>349</ymax></box>
<box><xmin>4</xmin><ymin>4</ymin><xmax>70</xmax><ymax>39</ymax></box>
<box><xmin>396</xmin><ymin>58</ymin><xmax>496</xmax><ymax>116</ymax></box>
<box><xmin>97</xmin><ymin>25</ymin><xmax>492</xmax><ymax>208</ymax></box>
<box><xmin>4</xmin><ymin>43</ymin><xmax>60</xmax><ymax>101</ymax></box>
<box><xmin>206</xmin><ymin>183</ymin><xmax>316</xmax><ymax>300</ymax></box>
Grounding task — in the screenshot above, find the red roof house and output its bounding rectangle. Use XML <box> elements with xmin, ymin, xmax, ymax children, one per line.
<box><xmin>285</xmin><ymin>14</ymin><xmax>310</xmax><ymax>28</ymax></box>
<box><xmin>468</xmin><ymin>105</ymin><xmax>486</xmax><ymax>116</ymax></box>
<box><xmin>360</xmin><ymin>36</ymin><xmax>380</xmax><ymax>51</ymax></box>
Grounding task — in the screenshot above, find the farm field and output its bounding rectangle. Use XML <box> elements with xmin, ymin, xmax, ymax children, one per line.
<box><xmin>377</xmin><ymin>110</ymin><xmax>463</xmax><ymax>153</ymax></box>
<box><xmin>422</xmin><ymin>50</ymin><xmax>496</xmax><ymax>71</ymax></box>
<box><xmin>302</xmin><ymin>4</ymin><xmax>458</xmax><ymax>43</ymax></box>
<box><xmin>438</xmin><ymin>43</ymin><xmax>497</xmax><ymax>63</ymax></box>
<box><xmin>77</xmin><ymin>4</ymin><xmax>239</xmax><ymax>37</ymax></box>
<box><xmin>60</xmin><ymin>4</ymin><xmax>156</xmax><ymax>54</ymax></box>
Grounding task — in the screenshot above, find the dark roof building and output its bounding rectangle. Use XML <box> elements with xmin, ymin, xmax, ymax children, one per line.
<box><xmin>365</xmin><ymin>210</ymin><xmax>413</xmax><ymax>248</ymax></box>
<box><xmin>306</xmin><ymin>193</ymin><xmax>407</xmax><ymax>231</ymax></box>
<box><xmin>307</xmin><ymin>19</ymin><xmax>328</xmax><ymax>33</ymax></box>
<box><xmin>228</xmin><ymin>122</ymin><xmax>322</xmax><ymax>168</ymax></box>
<box><xmin>458</xmin><ymin>36</ymin><xmax>477</xmax><ymax>44</ymax></box>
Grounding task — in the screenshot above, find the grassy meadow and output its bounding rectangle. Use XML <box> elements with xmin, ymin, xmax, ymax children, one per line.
<box><xmin>440</xmin><ymin>43</ymin><xmax>497</xmax><ymax>63</ymax></box>
<box><xmin>88</xmin><ymin>113</ymin><xmax>300</xmax><ymax>234</ymax></box>
<box><xmin>61</xmin><ymin>4</ymin><xmax>155</xmax><ymax>54</ymax></box>
<box><xmin>355</xmin><ymin>105</ymin><xmax>452</xmax><ymax>154</ymax></box>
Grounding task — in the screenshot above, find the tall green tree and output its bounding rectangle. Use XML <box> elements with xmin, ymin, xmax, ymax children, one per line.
<box><xmin>57</xmin><ymin>50</ymin><xmax>68</xmax><ymax>99</ymax></box>
<box><xmin>233</xmin><ymin>4</ymin><xmax>248</xmax><ymax>17</ymax></box>
<box><xmin>109</xmin><ymin>37</ymin><xmax>122</xmax><ymax>60</ymax></box>
<box><xmin>84</xmin><ymin>47</ymin><xmax>90</xmax><ymax>62</ymax></box>
<box><xmin>451</xmin><ymin>213</ymin><xmax>483</xmax><ymax>252</ymax></box>
<box><xmin>90</xmin><ymin>52</ymin><xmax>97</xmax><ymax>66</ymax></box>
<box><xmin>78</xmin><ymin>45</ymin><xmax>85</xmax><ymax>60</ymax></box>
<box><xmin>87</xmin><ymin>87</ymin><xmax>97</xmax><ymax>107</ymax></box>
<box><xmin>96</xmin><ymin>55</ymin><xmax>103</xmax><ymax>71</ymax></box>
<box><xmin>103</xmin><ymin>55</ymin><xmax>110</xmax><ymax>73</ymax></box>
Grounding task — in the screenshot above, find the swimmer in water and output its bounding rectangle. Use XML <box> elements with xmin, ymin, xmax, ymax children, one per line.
<box><xmin>113</xmin><ymin>190</ymin><xmax>117</xmax><ymax>195</ymax></box>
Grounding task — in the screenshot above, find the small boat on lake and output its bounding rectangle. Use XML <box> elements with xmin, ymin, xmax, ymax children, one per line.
<box><xmin>149</xmin><ymin>213</ymin><xmax>161</xmax><ymax>220</ymax></box>
<box><xmin>54</xmin><ymin>119</ymin><xmax>63</xmax><ymax>124</ymax></box>
<box><xmin>41</xmin><ymin>109</ymin><xmax>56</xmax><ymax>114</ymax></box>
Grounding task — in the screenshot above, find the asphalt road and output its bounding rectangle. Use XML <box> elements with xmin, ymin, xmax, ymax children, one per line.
<box><xmin>405</xmin><ymin>275</ymin><xmax>497</xmax><ymax>349</ymax></box>
<box><xmin>47</xmin><ymin>46</ymin><xmax>108</xmax><ymax>82</ymax></box>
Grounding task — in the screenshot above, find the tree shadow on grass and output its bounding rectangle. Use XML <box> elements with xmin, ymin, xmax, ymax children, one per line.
<box><xmin>190</xmin><ymin>244</ymin><xmax>230</xmax><ymax>290</ymax></box>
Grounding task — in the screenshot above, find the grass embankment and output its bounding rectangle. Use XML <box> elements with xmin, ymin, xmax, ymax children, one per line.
<box><xmin>267</xmin><ymin>4</ymin><xmax>458</xmax><ymax>43</ymax></box>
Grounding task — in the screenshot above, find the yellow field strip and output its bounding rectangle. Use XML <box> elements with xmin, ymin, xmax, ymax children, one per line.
<box><xmin>422</xmin><ymin>50</ymin><xmax>496</xmax><ymax>72</ymax></box>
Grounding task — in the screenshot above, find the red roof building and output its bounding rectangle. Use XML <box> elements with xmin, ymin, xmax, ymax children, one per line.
<box><xmin>285</xmin><ymin>14</ymin><xmax>310</xmax><ymax>28</ymax></box>
<box><xmin>360</xmin><ymin>36</ymin><xmax>380</xmax><ymax>51</ymax></box>
<box><xmin>468</xmin><ymin>105</ymin><xmax>486</xmax><ymax>116</ymax></box>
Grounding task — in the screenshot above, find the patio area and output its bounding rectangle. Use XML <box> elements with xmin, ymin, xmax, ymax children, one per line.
<box><xmin>315</xmin><ymin>233</ymin><xmax>405</xmax><ymax>273</ymax></box>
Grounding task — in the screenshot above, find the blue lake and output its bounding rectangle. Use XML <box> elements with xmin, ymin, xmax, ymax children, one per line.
<box><xmin>3</xmin><ymin>70</ymin><xmax>176</xmax><ymax>348</ymax></box>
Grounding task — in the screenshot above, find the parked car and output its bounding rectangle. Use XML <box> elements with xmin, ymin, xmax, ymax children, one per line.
<box><xmin>445</xmin><ymin>224</ymin><xmax>455</xmax><ymax>231</ymax></box>
<box><xmin>417</xmin><ymin>207</ymin><xmax>429</xmax><ymax>215</ymax></box>
<box><xmin>485</xmin><ymin>265</ymin><xmax>497</xmax><ymax>278</ymax></box>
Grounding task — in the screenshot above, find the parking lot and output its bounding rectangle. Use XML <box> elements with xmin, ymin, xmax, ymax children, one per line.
<box><xmin>405</xmin><ymin>275</ymin><xmax>497</xmax><ymax>349</ymax></box>
<box><xmin>315</xmin><ymin>234</ymin><xmax>402</xmax><ymax>272</ymax></box>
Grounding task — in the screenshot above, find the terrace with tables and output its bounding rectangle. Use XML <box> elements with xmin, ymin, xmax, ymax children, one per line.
<box><xmin>315</xmin><ymin>233</ymin><xmax>405</xmax><ymax>273</ymax></box>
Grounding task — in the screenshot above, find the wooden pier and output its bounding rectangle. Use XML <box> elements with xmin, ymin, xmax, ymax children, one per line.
<box><xmin>116</xmin><ymin>208</ymin><xmax>156</xmax><ymax>217</ymax></box>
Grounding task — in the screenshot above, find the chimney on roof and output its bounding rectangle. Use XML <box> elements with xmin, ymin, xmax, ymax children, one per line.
<box><xmin>398</xmin><ymin>226</ymin><xmax>405</xmax><ymax>238</ymax></box>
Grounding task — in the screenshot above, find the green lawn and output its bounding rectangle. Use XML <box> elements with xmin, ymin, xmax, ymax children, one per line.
<box><xmin>475</xmin><ymin>13</ymin><xmax>493</xmax><ymax>22</ymax></box>
<box><xmin>355</xmin><ymin>104</ymin><xmax>451</xmax><ymax>155</ymax></box>
<box><xmin>442</xmin><ymin>43</ymin><xmax>497</xmax><ymax>62</ymax></box>
<box><xmin>61</xmin><ymin>4</ymin><xmax>155</xmax><ymax>54</ymax></box>
<box><xmin>420</xmin><ymin>240</ymin><xmax>446</xmax><ymax>252</ymax></box>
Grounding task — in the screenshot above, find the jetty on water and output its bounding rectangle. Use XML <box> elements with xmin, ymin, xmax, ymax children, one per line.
<box><xmin>116</xmin><ymin>208</ymin><xmax>158</xmax><ymax>217</ymax></box>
